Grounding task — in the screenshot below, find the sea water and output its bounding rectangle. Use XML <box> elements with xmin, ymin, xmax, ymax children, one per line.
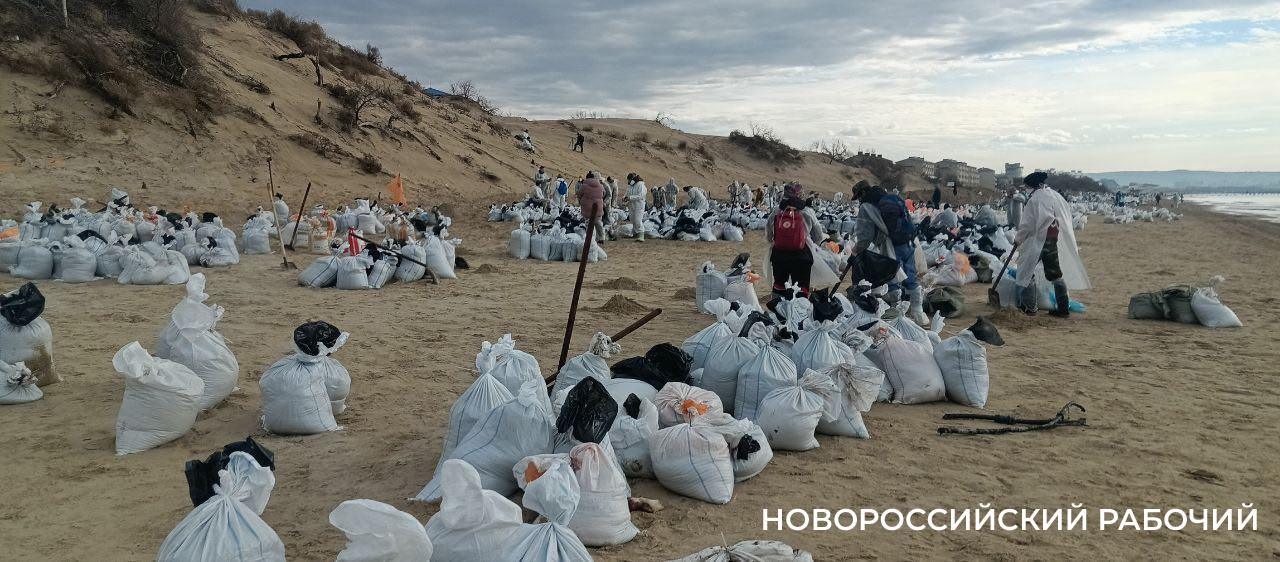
<box><xmin>1186</xmin><ymin>193</ymin><xmax>1280</xmax><ymax>224</ymax></box>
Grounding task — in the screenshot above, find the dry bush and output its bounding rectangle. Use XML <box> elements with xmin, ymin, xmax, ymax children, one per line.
<box><xmin>260</xmin><ymin>9</ymin><xmax>326</xmax><ymax>54</ymax></box>
<box><xmin>602</xmin><ymin>129</ymin><xmax>625</xmax><ymax>140</ymax></box>
<box><xmin>728</xmin><ymin>124</ymin><xmax>803</xmax><ymax>166</ymax></box>
<box><xmin>396</xmin><ymin>99</ymin><xmax>420</xmax><ymax>122</ymax></box>
<box><xmin>632</xmin><ymin>131</ymin><xmax>650</xmax><ymax>143</ymax></box>
<box><xmin>481</xmin><ymin>169</ymin><xmax>500</xmax><ymax>182</ymax></box>
<box><xmin>61</xmin><ymin>36</ymin><xmax>139</xmax><ymax>114</ymax></box>
<box><xmin>486</xmin><ymin>120</ymin><xmax>509</xmax><ymax>137</ymax></box>
<box><xmin>694</xmin><ymin>143</ymin><xmax>715</xmax><ymax>164</ymax></box>
<box><xmin>358</xmin><ymin>153</ymin><xmax>382</xmax><ymax>174</ymax></box>
<box><xmin>448</xmin><ymin>80</ymin><xmax>499</xmax><ymax>115</ymax></box>
<box><xmin>322</xmin><ymin>44</ymin><xmax>382</xmax><ymax>78</ymax></box>
<box><xmin>677</xmin><ymin>139</ymin><xmax>688</xmax><ymax>150</ymax></box>
<box><xmin>652</xmin><ymin>138</ymin><xmax>671</xmax><ymax>151</ymax></box>
<box><xmin>364</xmin><ymin>44</ymin><xmax>382</xmax><ymax>66</ymax></box>
<box><xmin>580</xmin><ymin>124</ymin><xmax>594</xmax><ymax>132</ymax></box>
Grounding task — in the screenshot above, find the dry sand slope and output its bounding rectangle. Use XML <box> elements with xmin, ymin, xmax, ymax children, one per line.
<box><xmin>0</xmin><ymin>204</ymin><xmax>1277</xmax><ymax>561</ymax></box>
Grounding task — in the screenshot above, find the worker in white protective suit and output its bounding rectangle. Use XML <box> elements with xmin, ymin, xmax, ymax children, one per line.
<box><xmin>1013</xmin><ymin>171</ymin><xmax>1090</xmax><ymax>318</ymax></box>
<box><xmin>684</xmin><ymin>185</ymin><xmax>709</xmax><ymax>211</ymax></box>
<box><xmin>663</xmin><ymin>179</ymin><xmax>679</xmax><ymax>210</ymax></box>
<box><xmin>625</xmin><ymin>173</ymin><xmax>647</xmax><ymax>241</ymax></box>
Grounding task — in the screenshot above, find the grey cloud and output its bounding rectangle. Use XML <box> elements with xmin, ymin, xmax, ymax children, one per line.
<box><xmin>242</xmin><ymin>0</ymin><xmax>1280</xmax><ymax>142</ymax></box>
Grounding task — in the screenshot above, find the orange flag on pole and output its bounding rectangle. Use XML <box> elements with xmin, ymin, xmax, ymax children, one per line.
<box><xmin>387</xmin><ymin>173</ymin><xmax>408</xmax><ymax>206</ymax></box>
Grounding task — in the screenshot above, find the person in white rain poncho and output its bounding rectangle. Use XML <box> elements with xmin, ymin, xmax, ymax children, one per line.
<box><xmin>625</xmin><ymin>174</ymin><xmax>648</xmax><ymax>241</ymax></box>
<box><xmin>1014</xmin><ymin>172</ymin><xmax>1090</xmax><ymax>317</ymax></box>
<box><xmin>664</xmin><ymin>179</ymin><xmax>679</xmax><ymax>211</ymax></box>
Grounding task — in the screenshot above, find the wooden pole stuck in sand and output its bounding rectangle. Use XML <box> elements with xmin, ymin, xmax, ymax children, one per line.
<box><xmin>546</xmin><ymin>307</ymin><xmax>663</xmax><ymax>387</ymax></box>
<box><xmin>286</xmin><ymin>181</ymin><xmax>312</xmax><ymax>251</ymax></box>
<box><xmin>557</xmin><ymin>208</ymin><xmax>599</xmax><ymax>370</ymax></box>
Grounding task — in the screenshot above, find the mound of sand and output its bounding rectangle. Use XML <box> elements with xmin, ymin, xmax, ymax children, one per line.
<box><xmin>593</xmin><ymin>294</ymin><xmax>650</xmax><ymax>315</ymax></box>
<box><xmin>673</xmin><ymin>287</ymin><xmax>697</xmax><ymax>299</ymax></box>
<box><xmin>599</xmin><ymin>277</ymin><xmax>646</xmax><ymax>290</ymax></box>
<box><xmin>474</xmin><ymin>263</ymin><xmax>500</xmax><ymax>274</ymax></box>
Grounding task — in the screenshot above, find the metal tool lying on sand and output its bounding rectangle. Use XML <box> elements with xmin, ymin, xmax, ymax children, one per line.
<box><xmin>937</xmin><ymin>402</ymin><xmax>1086</xmax><ymax>436</ymax></box>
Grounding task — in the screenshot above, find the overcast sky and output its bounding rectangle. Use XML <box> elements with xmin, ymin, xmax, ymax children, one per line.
<box><xmin>243</xmin><ymin>1</ymin><xmax>1280</xmax><ymax>172</ymax></box>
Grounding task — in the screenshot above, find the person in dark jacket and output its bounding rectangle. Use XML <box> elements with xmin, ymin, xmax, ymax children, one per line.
<box><xmin>577</xmin><ymin>171</ymin><xmax>606</xmax><ymax>243</ymax></box>
<box><xmin>931</xmin><ymin>184</ymin><xmax>942</xmax><ymax>209</ymax></box>
<box><xmin>766</xmin><ymin>184</ymin><xmax>822</xmax><ymax>297</ymax></box>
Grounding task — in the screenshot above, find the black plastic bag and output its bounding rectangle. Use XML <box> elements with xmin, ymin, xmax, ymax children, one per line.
<box><xmin>555</xmin><ymin>377</ymin><xmax>617</xmax><ymax>444</ymax></box>
<box><xmin>623</xmin><ymin>394</ymin><xmax>641</xmax><ymax>419</ymax></box>
<box><xmin>967</xmin><ymin>316</ymin><xmax>1005</xmax><ymax>346</ymax></box>
<box><xmin>294</xmin><ymin>321</ymin><xmax>342</xmax><ymax>356</ymax></box>
<box><xmin>201</xmin><ymin>212</ymin><xmax>219</xmax><ymax>224</ymax></box>
<box><xmin>611</xmin><ymin>356</ymin><xmax>690</xmax><ymax>391</ymax></box>
<box><xmin>77</xmin><ymin>230</ymin><xmax>108</xmax><ymax>243</ymax></box>
<box><xmin>0</xmin><ymin>283</ymin><xmax>46</xmax><ymax>327</ymax></box>
<box><xmin>809</xmin><ymin>288</ymin><xmax>843</xmax><ymax>322</ymax></box>
<box><xmin>645</xmin><ymin>343</ymin><xmax>692</xmax><ymax>381</ymax></box>
<box><xmin>847</xmin><ymin>250</ymin><xmax>899</xmax><ymax>288</ymax></box>
<box><xmin>184</xmin><ymin>436</ymin><xmax>276</xmax><ymax>507</ymax></box>
<box><xmin>735</xmin><ymin>434</ymin><xmax>762</xmax><ymax>461</ymax></box>
<box><xmin>737</xmin><ymin>311</ymin><xmax>774</xmax><ymax>338</ymax></box>
<box><xmin>454</xmin><ymin>256</ymin><xmax>470</xmax><ymax>270</ymax></box>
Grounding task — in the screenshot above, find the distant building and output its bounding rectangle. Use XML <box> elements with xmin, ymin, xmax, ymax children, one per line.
<box><xmin>978</xmin><ymin>168</ymin><xmax>997</xmax><ymax>190</ymax></box>
<box><xmin>1005</xmin><ymin>162</ymin><xmax>1024</xmax><ymax>180</ymax></box>
<box><xmin>896</xmin><ymin>156</ymin><xmax>936</xmax><ymax>179</ymax></box>
<box><xmin>936</xmin><ymin>159</ymin><xmax>980</xmax><ymax>187</ymax></box>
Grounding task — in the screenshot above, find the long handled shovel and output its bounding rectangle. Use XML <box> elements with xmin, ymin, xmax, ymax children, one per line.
<box><xmin>348</xmin><ymin>232</ymin><xmax>438</xmax><ymax>284</ymax></box>
<box><xmin>285</xmin><ymin>181</ymin><xmax>312</xmax><ymax>252</ymax></box>
<box><xmin>987</xmin><ymin>242</ymin><xmax>1019</xmax><ymax>308</ymax></box>
<box><xmin>267</xmin><ymin>158</ymin><xmax>296</xmax><ymax>270</ymax></box>
<box><xmin>544</xmin><ymin>307</ymin><xmax>663</xmax><ymax>389</ymax></box>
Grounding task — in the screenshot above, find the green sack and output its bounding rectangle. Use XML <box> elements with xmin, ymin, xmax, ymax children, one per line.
<box><xmin>1128</xmin><ymin>292</ymin><xmax>1166</xmax><ymax>320</ymax></box>
<box><xmin>924</xmin><ymin>286</ymin><xmax>965</xmax><ymax>318</ymax></box>
<box><xmin>1161</xmin><ymin>285</ymin><xmax>1199</xmax><ymax>324</ymax></box>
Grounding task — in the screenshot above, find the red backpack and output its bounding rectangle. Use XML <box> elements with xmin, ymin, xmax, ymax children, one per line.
<box><xmin>773</xmin><ymin>208</ymin><xmax>807</xmax><ymax>251</ymax></box>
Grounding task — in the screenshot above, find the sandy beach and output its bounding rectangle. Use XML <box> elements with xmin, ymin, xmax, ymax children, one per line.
<box><xmin>0</xmin><ymin>202</ymin><xmax>1275</xmax><ymax>561</ymax></box>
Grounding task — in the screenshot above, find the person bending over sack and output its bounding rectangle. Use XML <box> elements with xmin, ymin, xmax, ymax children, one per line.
<box><xmin>1014</xmin><ymin>172</ymin><xmax>1091</xmax><ymax>318</ymax></box>
<box><xmin>852</xmin><ymin>184</ymin><xmax>928</xmax><ymax>326</ymax></box>
<box><xmin>767</xmin><ymin>184</ymin><xmax>823</xmax><ymax>297</ymax></box>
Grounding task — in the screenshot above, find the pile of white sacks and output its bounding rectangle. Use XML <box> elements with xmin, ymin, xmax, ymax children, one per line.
<box><xmin>398</xmin><ymin>292</ymin><xmax>994</xmax><ymax>557</ymax></box>
<box><xmin>496</xmin><ymin>201</ymin><xmax>752</xmax><ymax>246</ymax></box>
<box><xmin>298</xmin><ymin>226</ymin><xmax>460</xmax><ymax>289</ymax></box>
<box><xmin>0</xmin><ymin>190</ymin><xmax>257</xmax><ymax>286</ymax></box>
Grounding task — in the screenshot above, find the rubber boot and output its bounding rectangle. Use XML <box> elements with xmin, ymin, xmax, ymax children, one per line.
<box><xmin>908</xmin><ymin>287</ymin><xmax>930</xmax><ymax>328</ymax></box>
<box><xmin>1019</xmin><ymin>283</ymin><xmax>1039</xmax><ymax>315</ymax></box>
<box><xmin>1050</xmin><ymin>280</ymin><xmax>1070</xmax><ymax>318</ymax></box>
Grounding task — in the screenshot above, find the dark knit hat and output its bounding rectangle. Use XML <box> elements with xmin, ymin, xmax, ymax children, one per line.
<box><xmin>1024</xmin><ymin>172</ymin><xmax>1048</xmax><ymax>187</ymax></box>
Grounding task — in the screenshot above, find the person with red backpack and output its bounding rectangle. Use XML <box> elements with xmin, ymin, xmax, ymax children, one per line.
<box><xmin>852</xmin><ymin>184</ymin><xmax>928</xmax><ymax>326</ymax></box>
<box><xmin>767</xmin><ymin>183</ymin><xmax>823</xmax><ymax>297</ymax></box>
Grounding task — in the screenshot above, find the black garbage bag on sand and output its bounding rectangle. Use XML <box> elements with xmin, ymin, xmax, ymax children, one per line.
<box><xmin>556</xmin><ymin>377</ymin><xmax>618</xmax><ymax>444</ymax></box>
<box><xmin>645</xmin><ymin>343</ymin><xmax>692</xmax><ymax>381</ymax></box>
<box><xmin>0</xmin><ymin>283</ymin><xmax>46</xmax><ymax>327</ymax></box>
<box><xmin>293</xmin><ymin>321</ymin><xmax>343</xmax><ymax>356</ymax></box>
<box><xmin>184</xmin><ymin>436</ymin><xmax>276</xmax><ymax>507</ymax></box>
<box><xmin>613</xmin><ymin>344</ymin><xmax>694</xmax><ymax>390</ymax></box>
